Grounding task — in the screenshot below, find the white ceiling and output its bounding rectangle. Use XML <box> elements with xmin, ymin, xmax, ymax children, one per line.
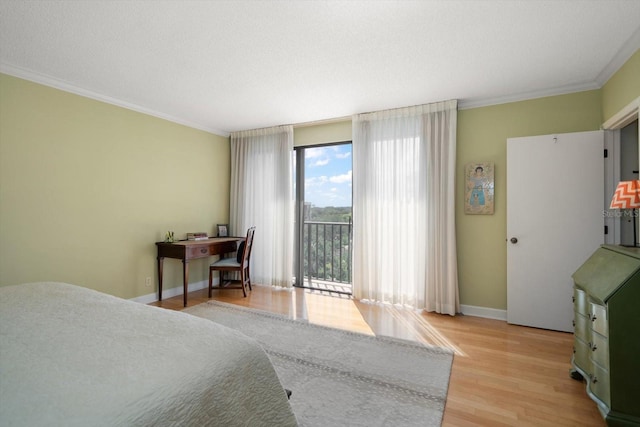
<box><xmin>1</xmin><ymin>1</ymin><xmax>639</xmax><ymax>136</ymax></box>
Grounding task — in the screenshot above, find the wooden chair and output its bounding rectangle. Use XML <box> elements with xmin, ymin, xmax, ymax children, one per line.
<box><xmin>208</xmin><ymin>227</ymin><xmax>255</xmax><ymax>297</ymax></box>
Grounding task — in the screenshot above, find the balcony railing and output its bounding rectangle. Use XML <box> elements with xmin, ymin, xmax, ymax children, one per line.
<box><xmin>302</xmin><ymin>220</ymin><xmax>352</xmax><ymax>291</ymax></box>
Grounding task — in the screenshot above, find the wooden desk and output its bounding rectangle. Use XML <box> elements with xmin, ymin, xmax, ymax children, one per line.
<box><xmin>156</xmin><ymin>237</ymin><xmax>242</xmax><ymax>307</ymax></box>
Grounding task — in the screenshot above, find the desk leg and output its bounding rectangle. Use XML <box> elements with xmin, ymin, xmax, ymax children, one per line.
<box><xmin>182</xmin><ymin>260</ymin><xmax>189</xmax><ymax>307</ymax></box>
<box><xmin>157</xmin><ymin>256</ymin><xmax>164</xmax><ymax>301</ymax></box>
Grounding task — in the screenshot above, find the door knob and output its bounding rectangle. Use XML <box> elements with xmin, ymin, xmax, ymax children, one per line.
<box><xmin>510</xmin><ymin>237</ymin><xmax>518</xmax><ymax>244</ymax></box>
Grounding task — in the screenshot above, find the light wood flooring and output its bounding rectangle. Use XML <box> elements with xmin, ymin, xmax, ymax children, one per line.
<box><xmin>150</xmin><ymin>285</ymin><xmax>604</xmax><ymax>427</ymax></box>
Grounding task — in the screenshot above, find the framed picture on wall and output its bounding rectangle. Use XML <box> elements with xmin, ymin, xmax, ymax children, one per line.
<box><xmin>217</xmin><ymin>224</ymin><xmax>228</xmax><ymax>237</ymax></box>
<box><xmin>465</xmin><ymin>162</ymin><xmax>495</xmax><ymax>215</ymax></box>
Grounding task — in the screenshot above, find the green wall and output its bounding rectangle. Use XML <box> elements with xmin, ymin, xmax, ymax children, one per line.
<box><xmin>1</xmin><ymin>48</ymin><xmax>637</xmax><ymax>307</ymax></box>
<box><xmin>456</xmin><ymin>91</ymin><xmax>602</xmax><ymax>309</ymax></box>
<box><xmin>293</xmin><ymin>92</ymin><xmax>603</xmax><ymax>311</ymax></box>
<box><xmin>294</xmin><ymin>121</ymin><xmax>352</xmax><ymax>146</ymax></box>
<box><xmin>290</xmin><ymin>50</ymin><xmax>639</xmax><ymax>312</ymax></box>
<box><xmin>602</xmin><ymin>49</ymin><xmax>640</xmax><ymax>122</ymax></box>
<box><xmin>0</xmin><ymin>74</ymin><xmax>230</xmax><ymax>298</ymax></box>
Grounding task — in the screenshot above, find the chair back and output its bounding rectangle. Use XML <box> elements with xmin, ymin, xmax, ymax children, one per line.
<box><xmin>240</xmin><ymin>227</ymin><xmax>255</xmax><ymax>266</ymax></box>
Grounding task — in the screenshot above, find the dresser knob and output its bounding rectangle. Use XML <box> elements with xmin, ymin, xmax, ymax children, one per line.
<box><xmin>592</xmin><ymin>376</ymin><xmax>598</xmax><ymax>384</ymax></box>
<box><xmin>591</xmin><ymin>344</ymin><xmax>597</xmax><ymax>351</ymax></box>
<box><xmin>591</xmin><ymin>315</ymin><xmax>597</xmax><ymax>322</ymax></box>
<box><xmin>572</xmin><ymin>320</ymin><xmax>576</xmax><ymax>327</ymax></box>
<box><xmin>200</xmin><ymin>248</ymin><xmax>208</xmax><ymax>254</ymax></box>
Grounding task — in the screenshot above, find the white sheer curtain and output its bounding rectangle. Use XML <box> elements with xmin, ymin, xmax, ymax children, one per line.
<box><xmin>229</xmin><ymin>125</ymin><xmax>294</xmax><ymax>288</ymax></box>
<box><xmin>352</xmin><ymin>100</ymin><xmax>459</xmax><ymax>315</ymax></box>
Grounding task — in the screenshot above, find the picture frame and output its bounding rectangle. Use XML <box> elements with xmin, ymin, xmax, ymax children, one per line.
<box><xmin>216</xmin><ymin>224</ymin><xmax>229</xmax><ymax>237</ymax></box>
<box><xmin>464</xmin><ymin>162</ymin><xmax>495</xmax><ymax>215</ymax></box>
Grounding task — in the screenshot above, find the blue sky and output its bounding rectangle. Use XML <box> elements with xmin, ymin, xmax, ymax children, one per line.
<box><xmin>302</xmin><ymin>144</ymin><xmax>352</xmax><ymax>208</ymax></box>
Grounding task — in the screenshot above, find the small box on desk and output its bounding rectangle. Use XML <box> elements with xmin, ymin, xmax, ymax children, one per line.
<box><xmin>187</xmin><ymin>232</ymin><xmax>208</xmax><ymax>241</ymax></box>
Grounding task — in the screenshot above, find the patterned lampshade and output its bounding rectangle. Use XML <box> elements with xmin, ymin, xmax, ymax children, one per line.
<box><xmin>610</xmin><ymin>180</ymin><xmax>640</xmax><ymax>209</ymax></box>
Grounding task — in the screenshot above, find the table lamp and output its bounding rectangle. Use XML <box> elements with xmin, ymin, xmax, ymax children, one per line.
<box><xmin>610</xmin><ymin>180</ymin><xmax>640</xmax><ymax>247</ymax></box>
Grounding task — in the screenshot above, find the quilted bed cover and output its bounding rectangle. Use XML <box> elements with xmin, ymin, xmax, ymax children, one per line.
<box><xmin>0</xmin><ymin>282</ymin><xmax>297</xmax><ymax>426</ymax></box>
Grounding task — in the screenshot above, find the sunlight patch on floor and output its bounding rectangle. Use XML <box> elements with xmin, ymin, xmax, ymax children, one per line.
<box><xmin>357</xmin><ymin>301</ymin><xmax>466</xmax><ymax>356</ymax></box>
<box><xmin>406</xmin><ymin>309</ymin><xmax>466</xmax><ymax>356</ymax></box>
<box><xmin>301</xmin><ymin>291</ymin><xmax>375</xmax><ymax>336</ymax></box>
<box><xmin>284</xmin><ymin>286</ymin><xmax>464</xmax><ymax>355</ymax></box>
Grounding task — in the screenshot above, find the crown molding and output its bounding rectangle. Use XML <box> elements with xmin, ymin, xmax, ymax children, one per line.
<box><xmin>459</xmin><ymin>28</ymin><xmax>639</xmax><ymax>111</ymax></box>
<box><xmin>458</xmin><ymin>81</ymin><xmax>601</xmax><ymax>110</ymax></box>
<box><xmin>0</xmin><ymin>62</ymin><xmax>230</xmax><ymax>137</ymax></box>
<box><xmin>4</xmin><ymin>33</ymin><xmax>637</xmax><ymax>129</ymax></box>
<box><xmin>595</xmin><ymin>26</ymin><xmax>640</xmax><ymax>87</ymax></box>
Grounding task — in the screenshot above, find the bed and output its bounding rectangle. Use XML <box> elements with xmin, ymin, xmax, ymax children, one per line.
<box><xmin>0</xmin><ymin>282</ymin><xmax>298</xmax><ymax>426</ymax></box>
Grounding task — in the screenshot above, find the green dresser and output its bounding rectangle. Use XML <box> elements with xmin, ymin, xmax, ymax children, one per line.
<box><xmin>571</xmin><ymin>245</ymin><xmax>640</xmax><ymax>426</ymax></box>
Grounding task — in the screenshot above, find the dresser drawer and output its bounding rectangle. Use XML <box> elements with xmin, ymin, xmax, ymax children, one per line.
<box><xmin>589</xmin><ymin>302</ymin><xmax>608</xmax><ymax>337</ymax></box>
<box><xmin>573</xmin><ymin>287</ymin><xmax>589</xmax><ymax>316</ymax></box>
<box><xmin>573</xmin><ymin>336</ymin><xmax>591</xmax><ymax>373</ymax></box>
<box><xmin>589</xmin><ymin>332</ymin><xmax>609</xmax><ymax>369</ymax></box>
<box><xmin>574</xmin><ymin>312</ymin><xmax>589</xmax><ymax>342</ymax></box>
<box><xmin>589</xmin><ymin>361</ymin><xmax>610</xmax><ymax>408</ymax></box>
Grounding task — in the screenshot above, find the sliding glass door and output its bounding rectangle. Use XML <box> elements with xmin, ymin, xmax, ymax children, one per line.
<box><xmin>294</xmin><ymin>142</ymin><xmax>353</xmax><ymax>294</ymax></box>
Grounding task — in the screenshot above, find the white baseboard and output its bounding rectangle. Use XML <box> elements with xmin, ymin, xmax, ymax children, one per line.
<box><xmin>460</xmin><ymin>304</ymin><xmax>507</xmax><ymax>321</ymax></box>
<box><xmin>130</xmin><ymin>279</ymin><xmax>212</xmax><ymax>304</ymax></box>
<box><xmin>132</xmin><ymin>283</ymin><xmax>508</xmax><ymax>323</ymax></box>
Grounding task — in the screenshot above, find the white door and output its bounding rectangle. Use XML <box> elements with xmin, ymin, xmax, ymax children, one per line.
<box><xmin>507</xmin><ymin>131</ymin><xmax>604</xmax><ymax>332</ymax></box>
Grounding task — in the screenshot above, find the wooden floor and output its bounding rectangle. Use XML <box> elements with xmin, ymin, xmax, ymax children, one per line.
<box><xmin>150</xmin><ymin>285</ymin><xmax>605</xmax><ymax>427</ymax></box>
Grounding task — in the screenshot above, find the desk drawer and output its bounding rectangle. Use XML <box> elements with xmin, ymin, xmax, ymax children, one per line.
<box><xmin>187</xmin><ymin>246</ymin><xmax>214</xmax><ymax>259</ymax></box>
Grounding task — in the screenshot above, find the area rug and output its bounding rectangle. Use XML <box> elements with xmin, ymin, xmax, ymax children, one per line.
<box><xmin>184</xmin><ymin>301</ymin><xmax>453</xmax><ymax>426</ymax></box>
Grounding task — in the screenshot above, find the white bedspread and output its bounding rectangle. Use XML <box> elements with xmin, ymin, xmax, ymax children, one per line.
<box><xmin>0</xmin><ymin>282</ymin><xmax>298</xmax><ymax>426</ymax></box>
